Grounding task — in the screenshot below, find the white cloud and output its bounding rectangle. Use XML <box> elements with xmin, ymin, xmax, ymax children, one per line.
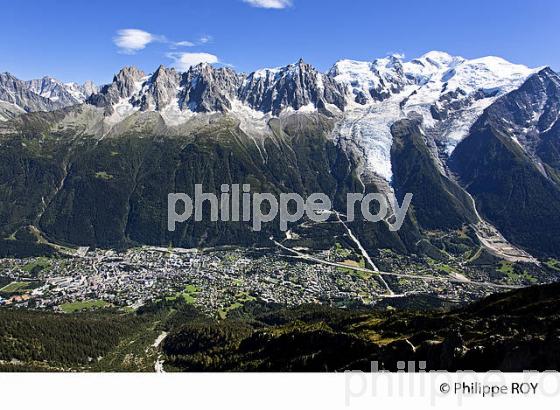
<box><xmin>198</xmin><ymin>35</ymin><xmax>213</xmax><ymax>44</ymax></box>
<box><xmin>174</xmin><ymin>40</ymin><xmax>195</xmax><ymax>47</ymax></box>
<box><xmin>167</xmin><ymin>52</ymin><xmax>219</xmax><ymax>71</ymax></box>
<box><xmin>114</xmin><ymin>29</ymin><xmax>215</xmax><ymax>57</ymax></box>
<box><xmin>114</xmin><ymin>29</ymin><xmax>164</xmax><ymax>54</ymax></box>
<box><xmin>243</xmin><ymin>0</ymin><xmax>292</xmax><ymax>8</ymax></box>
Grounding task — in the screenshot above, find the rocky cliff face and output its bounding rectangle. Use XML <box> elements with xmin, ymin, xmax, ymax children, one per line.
<box><xmin>131</xmin><ymin>65</ymin><xmax>181</xmax><ymax>111</ymax></box>
<box><xmin>239</xmin><ymin>59</ymin><xmax>347</xmax><ymax>115</ymax></box>
<box><xmin>25</xmin><ymin>76</ymin><xmax>97</xmax><ymax>105</ymax></box>
<box><xmin>87</xmin><ymin>66</ymin><xmax>146</xmax><ymax>114</ymax></box>
<box><xmin>179</xmin><ymin>63</ymin><xmax>242</xmax><ymax>112</ymax></box>
<box><xmin>26</xmin><ymin>51</ymin><xmax>538</xmax><ymax>159</ymax></box>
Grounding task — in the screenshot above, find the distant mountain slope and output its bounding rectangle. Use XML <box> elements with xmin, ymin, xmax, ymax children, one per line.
<box><xmin>449</xmin><ymin>105</ymin><xmax>560</xmax><ymax>257</ymax></box>
<box><xmin>0</xmin><ymin>72</ymin><xmax>96</xmax><ymax>114</ymax></box>
<box><xmin>480</xmin><ymin>67</ymin><xmax>560</xmax><ymax>177</ymax></box>
<box><xmin>390</xmin><ymin>118</ymin><xmax>478</xmax><ymax>230</ymax></box>
<box><xmin>448</xmin><ymin>68</ymin><xmax>560</xmax><ymax>257</ymax></box>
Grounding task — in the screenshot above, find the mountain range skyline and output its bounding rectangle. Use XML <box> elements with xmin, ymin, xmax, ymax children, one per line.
<box><xmin>1</xmin><ymin>0</ymin><xmax>558</xmax><ymax>84</ymax></box>
<box><xmin>0</xmin><ymin>49</ymin><xmax>554</xmax><ymax>88</ymax></box>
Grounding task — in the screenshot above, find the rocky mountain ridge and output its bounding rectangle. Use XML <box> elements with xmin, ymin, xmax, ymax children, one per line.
<box><xmin>69</xmin><ymin>52</ymin><xmax>548</xmax><ymax>180</ymax></box>
<box><xmin>0</xmin><ymin>72</ymin><xmax>96</xmax><ymax>120</ymax></box>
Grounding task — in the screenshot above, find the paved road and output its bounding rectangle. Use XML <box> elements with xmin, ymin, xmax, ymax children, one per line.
<box><xmin>273</xmin><ymin>239</ymin><xmax>522</xmax><ymax>291</ymax></box>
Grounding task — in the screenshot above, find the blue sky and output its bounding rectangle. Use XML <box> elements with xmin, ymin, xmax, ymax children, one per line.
<box><xmin>0</xmin><ymin>0</ymin><xmax>557</xmax><ymax>84</ymax></box>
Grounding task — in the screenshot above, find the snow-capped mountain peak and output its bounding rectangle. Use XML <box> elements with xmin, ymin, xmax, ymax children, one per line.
<box><xmin>399</xmin><ymin>54</ymin><xmax>540</xmax><ymax>152</ymax></box>
<box><xmin>416</xmin><ymin>50</ymin><xmax>462</xmax><ymax>67</ymax></box>
<box><xmin>25</xmin><ymin>76</ymin><xmax>97</xmax><ymax>104</ymax></box>
<box><xmin>63</xmin><ymin>80</ymin><xmax>99</xmax><ymax>102</ymax></box>
<box><xmin>330</xmin><ymin>51</ymin><xmax>541</xmax><ymax>184</ymax></box>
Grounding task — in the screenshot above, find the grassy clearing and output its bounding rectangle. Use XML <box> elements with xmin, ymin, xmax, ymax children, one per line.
<box><xmin>235</xmin><ymin>291</ymin><xmax>256</xmax><ymax>303</ymax></box>
<box><xmin>22</xmin><ymin>257</ymin><xmax>51</xmax><ymax>273</ymax></box>
<box><xmin>332</xmin><ymin>242</ymin><xmax>352</xmax><ymax>259</ymax></box>
<box><xmin>0</xmin><ymin>281</ymin><xmax>31</xmax><ymax>292</ymax></box>
<box><xmin>95</xmin><ymin>171</ymin><xmax>114</xmax><ymax>180</ymax></box>
<box><xmin>497</xmin><ymin>261</ymin><xmax>536</xmax><ymax>284</ymax></box>
<box><xmin>218</xmin><ymin>292</ymin><xmax>257</xmax><ymax>319</ymax></box>
<box><xmin>545</xmin><ymin>259</ymin><xmax>560</xmax><ymax>271</ymax></box>
<box><xmin>60</xmin><ymin>300</ymin><xmax>111</xmax><ymax>313</ymax></box>
<box><xmin>497</xmin><ymin>261</ymin><xmax>514</xmax><ymax>275</ymax></box>
<box><xmin>337</xmin><ymin>258</ymin><xmax>370</xmax><ymax>279</ymax></box>
<box><xmin>218</xmin><ymin>303</ymin><xmax>244</xmax><ymax>319</ymax></box>
<box><xmin>437</xmin><ymin>263</ymin><xmax>460</xmax><ymax>275</ymax></box>
<box><xmin>166</xmin><ymin>284</ymin><xmax>199</xmax><ymax>304</ymax></box>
